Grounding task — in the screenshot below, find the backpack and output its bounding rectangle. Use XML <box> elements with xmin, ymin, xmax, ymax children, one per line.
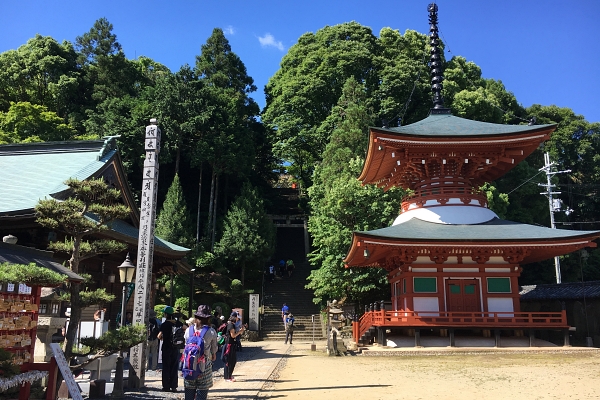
<box><xmin>172</xmin><ymin>324</ymin><xmax>185</xmax><ymax>348</ymax></box>
<box><xmin>217</xmin><ymin>332</ymin><xmax>226</xmax><ymax>346</ymax></box>
<box><xmin>217</xmin><ymin>322</ymin><xmax>228</xmax><ymax>336</ymax></box>
<box><xmin>148</xmin><ymin>318</ymin><xmax>160</xmax><ymax>341</ymax></box>
<box><xmin>285</xmin><ymin>318</ymin><xmax>294</xmax><ymax>332</ymax></box>
<box><xmin>180</xmin><ymin>326</ymin><xmax>209</xmax><ymax>380</ymax></box>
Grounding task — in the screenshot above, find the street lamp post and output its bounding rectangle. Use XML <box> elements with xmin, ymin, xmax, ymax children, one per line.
<box><xmin>112</xmin><ymin>254</ymin><xmax>136</xmax><ymax>399</ymax></box>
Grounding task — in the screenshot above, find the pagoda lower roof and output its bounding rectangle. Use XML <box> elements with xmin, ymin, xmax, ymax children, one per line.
<box><xmin>380</xmin><ymin>114</ymin><xmax>555</xmax><ymax>137</ymax></box>
<box><xmin>357</xmin><ymin>217</ymin><xmax>599</xmax><ymax>241</ymax></box>
<box><xmin>345</xmin><ymin>217</ymin><xmax>600</xmax><ymax>267</ymax></box>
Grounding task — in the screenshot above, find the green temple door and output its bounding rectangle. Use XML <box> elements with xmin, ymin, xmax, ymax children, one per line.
<box><xmin>446</xmin><ymin>279</ymin><xmax>480</xmax><ymax>313</ymax></box>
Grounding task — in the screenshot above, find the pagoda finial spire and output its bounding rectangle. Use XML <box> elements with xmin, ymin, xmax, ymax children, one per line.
<box><xmin>428</xmin><ymin>3</ymin><xmax>450</xmax><ymax>114</ymax></box>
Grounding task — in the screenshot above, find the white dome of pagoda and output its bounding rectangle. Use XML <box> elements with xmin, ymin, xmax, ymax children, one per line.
<box><xmin>392</xmin><ymin>205</ymin><xmax>498</xmax><ymax>225</ymax></box>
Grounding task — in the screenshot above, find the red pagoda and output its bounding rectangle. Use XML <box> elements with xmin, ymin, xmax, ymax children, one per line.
<box><xmin>347</xmin><ymin>4</ymin><xmax>600</xmax><ymax>347</ymax></box>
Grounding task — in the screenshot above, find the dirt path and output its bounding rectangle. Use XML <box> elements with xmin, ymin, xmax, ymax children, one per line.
<box><xmin>261</xmin><ymin>348</ymin><xmax>600</xmax><ymax>399</ymax></box>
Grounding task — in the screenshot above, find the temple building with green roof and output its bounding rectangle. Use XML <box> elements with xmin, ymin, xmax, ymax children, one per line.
<box><xmin>0</xmin><ymin>137</ymin><xmax>191</xmax><ymax>325</ymax></box>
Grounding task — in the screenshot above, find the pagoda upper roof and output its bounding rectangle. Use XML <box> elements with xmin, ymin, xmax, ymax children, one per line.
<box><xmin>359</xmin><ymin>113</ymin><xmax>557</xmax><ymax>189</ymax></box>
<box><xmin>380</xmin><ymin>113</ymin><xmax>555</xmax><ymax>137</ymax></box>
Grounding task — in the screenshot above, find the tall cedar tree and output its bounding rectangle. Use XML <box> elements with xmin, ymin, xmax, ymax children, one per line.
<box><xmin>214</xmin><ymin>182</ymin><xmax>275</xmax><ymax>286</ymax></box>
<box><xmin>155</xmin><ymin>173</ymin><xmax>194</xmax><ymax>248</ymax></box>
<box><xmin>194</xmin><ymin>28</ymin><xmax>260</xmax><ymax>248</ymax></box>
<box><xmin>306</xmin><ymin>78</ymin><xmax>404</xmax><ymax>306</ymax></box>
<box><xmin>35</xmin><ymin>178</ymin><xmax>130</xmax><ymax>361</ymax></box>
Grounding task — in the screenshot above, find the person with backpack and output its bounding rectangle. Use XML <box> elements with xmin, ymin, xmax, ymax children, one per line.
<box><xmin>182</xmin><ymin>305</ymin><xmax>218</xmax><ymax>400</ymax></box>
<box><xmin>278</xmin><ymin>259</ymin><xmax>286</xmax><ymax>277</ymax></box>
<box><xmin>281</xmin><ymin>303</ymin><xmax>289</xmax><ymax>327</ymax></box>
<box><xmin>146</xmin><ymin>310</ymin><xmax>161</xmax><ymax>371</ymax></box>
<box><xmin>216</xmin><ymin>316</ymin><xmax>227</xmax><ymax>349</ymax></box>
<box><xmin>286</xmin><ymin>259</ymin><xmax>295</xmax><ymax>277</ymax></box>
<box><xmin>157</xmin><ymin>306</ymin><xmax>183</xmax><ymax>393</ymax></box>
<box><xmin>222</xmin><ymin>312</ymin><xmax>246</xmax><ymax>382</ymax></box>
<box><xmin>284</xmin><ymin>313</ymin><xmax>295</xmax><ymax>344</ymax></box>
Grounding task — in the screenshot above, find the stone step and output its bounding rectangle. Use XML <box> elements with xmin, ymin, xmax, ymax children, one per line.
<box><xmin>261</xmin><ymin>334</ymin><xmax>325</xmax><ymax>340</ymax></box>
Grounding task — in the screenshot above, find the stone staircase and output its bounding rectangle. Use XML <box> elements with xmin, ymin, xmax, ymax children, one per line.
<box><xmin>261</xmin><ymin>261</ymin><xmax>324</xmax><ymax>341</ymax></box>
<box><xmin>261</xmin><ymin>187</ymin><xmax>324</xmax><ymax>341</ymax></box>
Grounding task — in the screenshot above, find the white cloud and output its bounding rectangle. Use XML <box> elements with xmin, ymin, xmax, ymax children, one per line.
<box><xmin>258</xmin><ymin>33</ymin><xmax>284</xmax><ymax>51</ymax></box>
<box><xmin>223</xmin><ymin>25</ymin><xmax>235</xmax><ymax>35</ymax></box>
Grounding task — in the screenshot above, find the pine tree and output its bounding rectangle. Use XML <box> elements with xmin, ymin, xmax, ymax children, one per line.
<box><xmin>35</xmin><ymin>178</ymin><xmax>130</xmax><ymax>361</ymax></box>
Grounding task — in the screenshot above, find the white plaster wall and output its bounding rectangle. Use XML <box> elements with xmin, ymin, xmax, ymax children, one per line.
<box><xmin>442</xmin><ymin>268</ymin><xmax>479</xmax><ymax>272</ymax></box>
<box><xmin>413</xmin><ymin>297</ymin><xmax>440</xmax><ymax>316</ymax></box>
<box><xmin>487</xmin><ymin>298</ymin><xmax>514</xmax><ymax>314</ymax></box>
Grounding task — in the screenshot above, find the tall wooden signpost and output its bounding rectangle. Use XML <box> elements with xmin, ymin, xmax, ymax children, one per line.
<box><xmin>130</xmin><ymin>118</ymin><xmax>161</xmax><ymax>388</ymax></box>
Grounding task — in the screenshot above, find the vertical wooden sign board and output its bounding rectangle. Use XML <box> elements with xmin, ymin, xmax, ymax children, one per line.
<box><xmin>50</xmin><ymin>343</ymin><xmax>83</xmax><ymax>400</ymax></box>
<box><xmin>130</xmin><ymin>119</ymin><xmax>161</xmax><ymax>388</ymax></box>
<box><xmin>249</xmin><ymin>294</ymin><xmax>259</xmax><ymax>331</ymax></box>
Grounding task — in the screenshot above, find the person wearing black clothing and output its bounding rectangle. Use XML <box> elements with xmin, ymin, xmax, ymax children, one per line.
<box><xmin>157</xmin><ymin>306</ymin><xmax>182</xmax><ymax>392</ymax></box>
<box><xmin>147</xmin><ymin>310</ymin><xmax>161</xmax><ymax>371</ymax></box>
<box><xmin>222</xmin><ymin>312</ymin><xmax>246</xmax><ymax>382</ymax></box>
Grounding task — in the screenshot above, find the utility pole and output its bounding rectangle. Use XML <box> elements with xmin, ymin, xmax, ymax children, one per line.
<box><xmin>538</xmin><ymin>152</ymin><xmax>571</xmax><ymax>284</ymax></box>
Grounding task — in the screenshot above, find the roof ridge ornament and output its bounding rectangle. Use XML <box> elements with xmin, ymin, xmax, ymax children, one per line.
<box><xmin>98</xmin><ymin>135</ymin><xmax>120</xmax><ymax>160</ymax></box>
<box><xmin>428</xmin><ymin>3</ymin><xmax>451</xmax><ymax>115</ymax></box>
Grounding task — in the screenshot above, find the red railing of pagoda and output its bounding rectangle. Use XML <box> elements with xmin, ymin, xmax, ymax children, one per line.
<box><xmin>401</xmin><ymin>185</ymin><xmax>488</xmax><ymax>212</ymax></box>
<box><xmin>354</xmin><ymin>310</ymin><xmax>568</xmax><ymax>342</ymax></box>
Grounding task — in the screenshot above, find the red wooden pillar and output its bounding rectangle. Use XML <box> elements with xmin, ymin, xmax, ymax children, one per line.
<box><xmin>46</xmin><ymin>358</ymin><xmax>58</xmax><ymax>400</ymax></box>
<box><xmin>18</xmin><ymin>382</ymin><xmax>31</xmax><ymax>400</ymax></box>
<box><xmin>510</xmin><ymin>270</ymin><xmax>521</xmax><ymax>312</ymax></box>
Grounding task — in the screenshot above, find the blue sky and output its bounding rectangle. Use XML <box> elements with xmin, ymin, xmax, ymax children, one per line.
<box><xmin>2</xmin><ymin>0</ymin><xmax>598</xmax><ymax>123</ymax></box>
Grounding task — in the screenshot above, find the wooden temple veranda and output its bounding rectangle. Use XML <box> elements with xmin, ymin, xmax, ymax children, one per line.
<box><xmin>346</xmin><ymin>4</ymin><xmax>600</xmax><ymax>348</ymax></box>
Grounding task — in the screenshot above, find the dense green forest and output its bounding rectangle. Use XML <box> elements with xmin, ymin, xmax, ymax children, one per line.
<box><xmin>2</xmin><ymin>18</ymin><xmax>599</xmax><ymax>308</ymax></box>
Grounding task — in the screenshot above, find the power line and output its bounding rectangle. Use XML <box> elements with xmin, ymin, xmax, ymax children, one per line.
<box><xmin>506</xmin><ymin>171</ymin><xmax>544</xmax><ymax>195</ymax></box>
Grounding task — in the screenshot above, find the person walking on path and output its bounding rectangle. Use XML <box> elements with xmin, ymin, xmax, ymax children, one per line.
<box><xmin>268</xmin><ymin>264</ymin><xmax>275</xmax><ymax>283</ymax></box>
<box><xmin>286</xmin><ymin>259</ymin><xmax>295</xmax><ymax>277</ymax></box>
<box><xmin>281</xmin><ymin>303</ymin><xmax>289</xmax><ymax>327</ymax></box>
<box><xmin>157</xmin><ymin>306</ymin><xmax>183</xmax><ymax>393</ymax></box>
<box><xmin>278</xmin><ymin>259</ymin><xmax>286</xmax><ymax>277</ymax></box>
<box><xmin>284</xmin><ymin>313</ymin><xmax>295</xmax><ymax>344</ymax></box>
<box><xmin>146</xmin><ymin>310</ymin><xmax>161</xmax><ymax>371</ymax></box>
<box><xmin>222</xmin><ymin>312</ymin><xmax>246</xmax><ymax>382</ymax></box>
<box><xmin>183</xmin><ymin>305</ymin><xmax>218</xmax><ymax>400</ymax></box>
<box><xmin>234</xmin><ymin>312</ymin><xmax>243</xmax><ymax>352</ymax></box>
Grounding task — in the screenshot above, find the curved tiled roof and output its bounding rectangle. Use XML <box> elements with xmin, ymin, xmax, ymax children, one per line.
<box><xmin>359</xmin><ymin>217</ymin><xmax>599</xmax><ymax>241</ymax></box>
<box><xmin>380</xmin><ymin>114</ymin><xmax>556</xmax><ymax>137</ymax></box>
<box><xmin>0</xmin><ymin>141</ymin><xmax>113</xmax><ymax>214</ymax></box>
<box><xmin>0</xmin><ymin>242</ymin><xmax>84</xmax><ymax>282</ymax></box>
<box><xmin>0</xmin><ymin>140</ymin><xmax>189</xmax><ymax>255</ymax></box>
<box><xmin>520</xmin><ymin>281</ymin><xmax>600</xmax><ymax>300</ymax></box>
